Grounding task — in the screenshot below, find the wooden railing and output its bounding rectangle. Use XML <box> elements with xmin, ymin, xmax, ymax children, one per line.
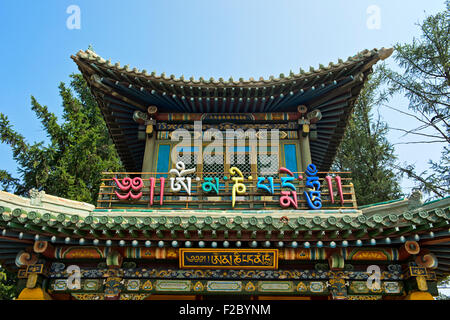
<box><xmin>97</xmin><ymin>171</ymin><xmax>357</xmax><ymax>210</ymax></box>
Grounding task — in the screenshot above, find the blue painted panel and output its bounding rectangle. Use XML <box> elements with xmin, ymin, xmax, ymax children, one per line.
<box><xmin>228</xmin><ymin>146</ymin><xmax>251</xmax><ymax>152</ymax></box>
<box><xmin>176</xmin><ymin>146</ymin><xmax>199</xmax><ymax>152</ymax></box>
<box><xmin>284</xmin><ymin>144</ymin><xmax>298</xmax><ymax>177</ymax></box>
<box><xmin>156</xmin><ymin>145</ymin><xmax>171</xmax><ymax>177</ymax></box>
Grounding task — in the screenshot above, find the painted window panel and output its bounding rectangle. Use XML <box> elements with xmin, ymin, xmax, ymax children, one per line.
<box><xmin>176</xmin><ymin>146</ymin><xmax>199</xmax><ymax>153</ymax></box>
<box><xmin>283</xmin><ymin>144</ymin><xmax>299</xmax><ymax>177</ymax></box>
<box><xmin>228</xmin><ymin>146</ymin><xmax>251</xmax><ymax>152</ymax></box>
<box><xmin>156</xmin><ymin>145</ymin><xmax>171</xmax><ymax>177</ymax></box>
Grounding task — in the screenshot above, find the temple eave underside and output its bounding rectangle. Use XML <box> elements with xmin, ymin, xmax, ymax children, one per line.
<box><xmin>72</xmin><ymin>48</ymin><xmax>393</xmax><ymax>172</ymax></box>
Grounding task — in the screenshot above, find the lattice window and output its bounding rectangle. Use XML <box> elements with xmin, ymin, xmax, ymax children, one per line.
<box><xmin>257</xmin><ymin>150</ymin><xmax>279</xmax><ymax>178</ymax></box>
<box><xmin>176</xmin><ymin>152</ymin><xmax>198</xmax><ymax>177</ymax></box>
<box><xmin>203</xmin><ymin>152</ymin><xmax>225</xmax><ymax>178</ymax></box>
<box><xmin>229</xmin><ymin>153</ymin><xmax>252</xmax><ymax>176</ymax></box>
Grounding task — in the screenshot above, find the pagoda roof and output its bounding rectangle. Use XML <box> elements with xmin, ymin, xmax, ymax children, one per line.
<box><xmin>0</xmin><ymin>191</ymin><xmax>449</xmax><ymax>279</ymax></box>
<box><xmin>72</xmin><ymin>47</ymin><xmax>393</xmax><ymax>172</ymax></box>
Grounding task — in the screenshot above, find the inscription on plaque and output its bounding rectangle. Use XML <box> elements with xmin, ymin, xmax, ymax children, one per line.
<box><xmin>179</xmin><ymin>249</ymin><xmax>278</xmax><ymax>269</ymax></box>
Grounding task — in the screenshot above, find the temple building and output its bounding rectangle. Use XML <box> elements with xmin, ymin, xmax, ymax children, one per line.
<box><xmin>1</xmin><ymin>47</ymin><xmax>449</xmax><ymax>300</ymax></box>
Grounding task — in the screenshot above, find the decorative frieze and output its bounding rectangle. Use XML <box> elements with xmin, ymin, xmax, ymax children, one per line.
<box><xmin>51</xmin><ymin>278</ymin><xmax>404</xmax><ymax>296</ymax></box>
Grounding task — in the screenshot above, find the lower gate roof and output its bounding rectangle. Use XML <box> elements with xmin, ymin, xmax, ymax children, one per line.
<box><xmin>0</xmin><ymin>190</ymin><xmax>449</xmax><ymax>279</ymax></box>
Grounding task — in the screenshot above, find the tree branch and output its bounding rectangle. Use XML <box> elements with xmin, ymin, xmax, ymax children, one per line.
<box><xmin>393</xmin><ymin>140</ymin><xmax>445</xmax><ymax>145</ymax></box>
<box><xmin>393</xmin><ymin>164</ymin><xmax>445</xmax><ymax>198</ymax></box>
<box><xmin>388</xmin><ymin>127</ymin><xmax>446</xmax><ymax>140</ymax></box>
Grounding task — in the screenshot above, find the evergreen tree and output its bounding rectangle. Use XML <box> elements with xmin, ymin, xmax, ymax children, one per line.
<box><xmin>379</xmin><ymin>1</ymin><xmax>449</xmax><ymax>199</ymax></box>
<box><xmin>0</xmin><ymin>266</ymin><xmax>16</xmax><ymax>300</ymax></box>
<box><xmin>0</xmin><ymin>74</ymin><xmax>123</xmax><ymax>204</ymax></box>
<box><xmin>332</xmin><ymin>71</ymin><xmax>403</xmax><ymax>206</ymax></box>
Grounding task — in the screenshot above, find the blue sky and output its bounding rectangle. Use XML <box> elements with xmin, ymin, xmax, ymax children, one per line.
<box><xmin>0</xmin><ymin>0</ymin><xmax>447</xmax><ymax>196</ymax></box>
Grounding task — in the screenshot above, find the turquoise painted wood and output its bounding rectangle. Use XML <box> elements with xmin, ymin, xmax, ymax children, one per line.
<box><xmin>284</xmin><ymin>144</ymin><xmax>298</xmax><ymax>177</ymax></box>
<box><xmin>156</xmin><ymin>145</ymin><xmax>171</xmax><ymax>177</ymax></box>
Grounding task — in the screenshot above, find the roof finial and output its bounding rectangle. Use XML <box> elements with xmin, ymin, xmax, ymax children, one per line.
<box><xmin>378</xmin><ymin>47</ymin><xmax>394</xmax><ymax>60</ymax></box>
<box><xmin>408</xmin><ymin>188</ymin><xmax>423</xmax><ymax>209</ymax></box>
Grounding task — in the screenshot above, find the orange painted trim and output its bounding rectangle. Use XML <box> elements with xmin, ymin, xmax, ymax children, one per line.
<box><xmin>404</xmin><ymin>292</ymin><xmax>434</xmax><ymax>300</ymax></box>
<box><xmin>17</xmin><ymin>288</ymin><xmax>52</xmax><ymax>300</ymax></box>
<box><xmin>420</xmin><ymin>237</ymin><xmax>450</xmax><ymax>246</ymax></box>
<box><xmin>145</xmin><ymin>294</ymin><xmax>197</xmax><ymax>300</ymax></box>
<box><xmin>0</xmin><ymin>236</ymin><xmax>33</xmax><ymax>244</ymax></box>
<box><xmin>257</xmin><ymin>296</ymin><xmax>311</xmax><ymax>300</ymax></box>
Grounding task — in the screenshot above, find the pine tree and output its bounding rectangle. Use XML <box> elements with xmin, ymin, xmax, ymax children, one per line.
<box><xmin>0</xmin><ymin>74</ymin><xmax>123</xmax><ymax>204</ymax></box>
<box><xmin>332</xmin><ymin>71</ymin><xmax>403</xmax><ymax>206</ymax></box>
<box><xmin>379</xmin><ymin>1</ymin><xmax>449</xmax><ymax>199</ymax></box>
<box><xmin>0</xmin><ymin>266</ymin><xmax>16</xmax><ymax>300</ymax></box>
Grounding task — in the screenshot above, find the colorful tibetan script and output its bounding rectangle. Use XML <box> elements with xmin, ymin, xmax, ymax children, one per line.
<box><xmin>303</xmin><ymin>164</ymin><xmax>322</xmax><ymax>209</ymax></box>
<box><xmin>111</xmin><ymin>161</ymin><xmax>345</xmax><ymax>210</ymax></box>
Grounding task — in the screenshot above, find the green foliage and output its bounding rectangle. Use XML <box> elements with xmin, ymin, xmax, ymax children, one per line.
<box><xmin>436</xmin><ymin>292</ymin><xmax>450</xmax><ymax>300</ymax></box>
<box><xmin>379</xmin><ymin>1</ymin><xmax>449</xmax><ymax>200</ymax></box>
<box><xmin>0</xmin><ymin>266</ymin><xmax>17</xmax><ymax>300</ymax></box>
<box><xmin>332</xmin><ymin>71</ymin><xmax>403</xmax><ymax>206</ymax></box>
<box><xmin>0</xmin><ymin>170</ymin><xmax>19</xmax><ymax>192</ymax></box>
<box><xmin>436</xmin><ymin>278</ymin><xmax>450</xmax><ymax>300</ymax></box>
<box><xmin>0</xmin><ymin>74</ymin><xmax>123</xmax><ymax>204</ymax></box>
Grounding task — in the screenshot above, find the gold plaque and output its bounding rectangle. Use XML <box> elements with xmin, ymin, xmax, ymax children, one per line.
<box><xmin>179</xmin><ymin>248</ymin><xmax>278</xmax><ymax>270</ymax></box>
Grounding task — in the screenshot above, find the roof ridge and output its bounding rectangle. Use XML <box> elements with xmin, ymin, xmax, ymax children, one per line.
<box><xmin>73</xmin><ymin>47</ymin><xmax>393</xmax><ymax>86</ymax></box>
<box><xmin>358</xmin><ymin>198</ymin><xmax>406</xmax><ymax>209</ymax></box>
